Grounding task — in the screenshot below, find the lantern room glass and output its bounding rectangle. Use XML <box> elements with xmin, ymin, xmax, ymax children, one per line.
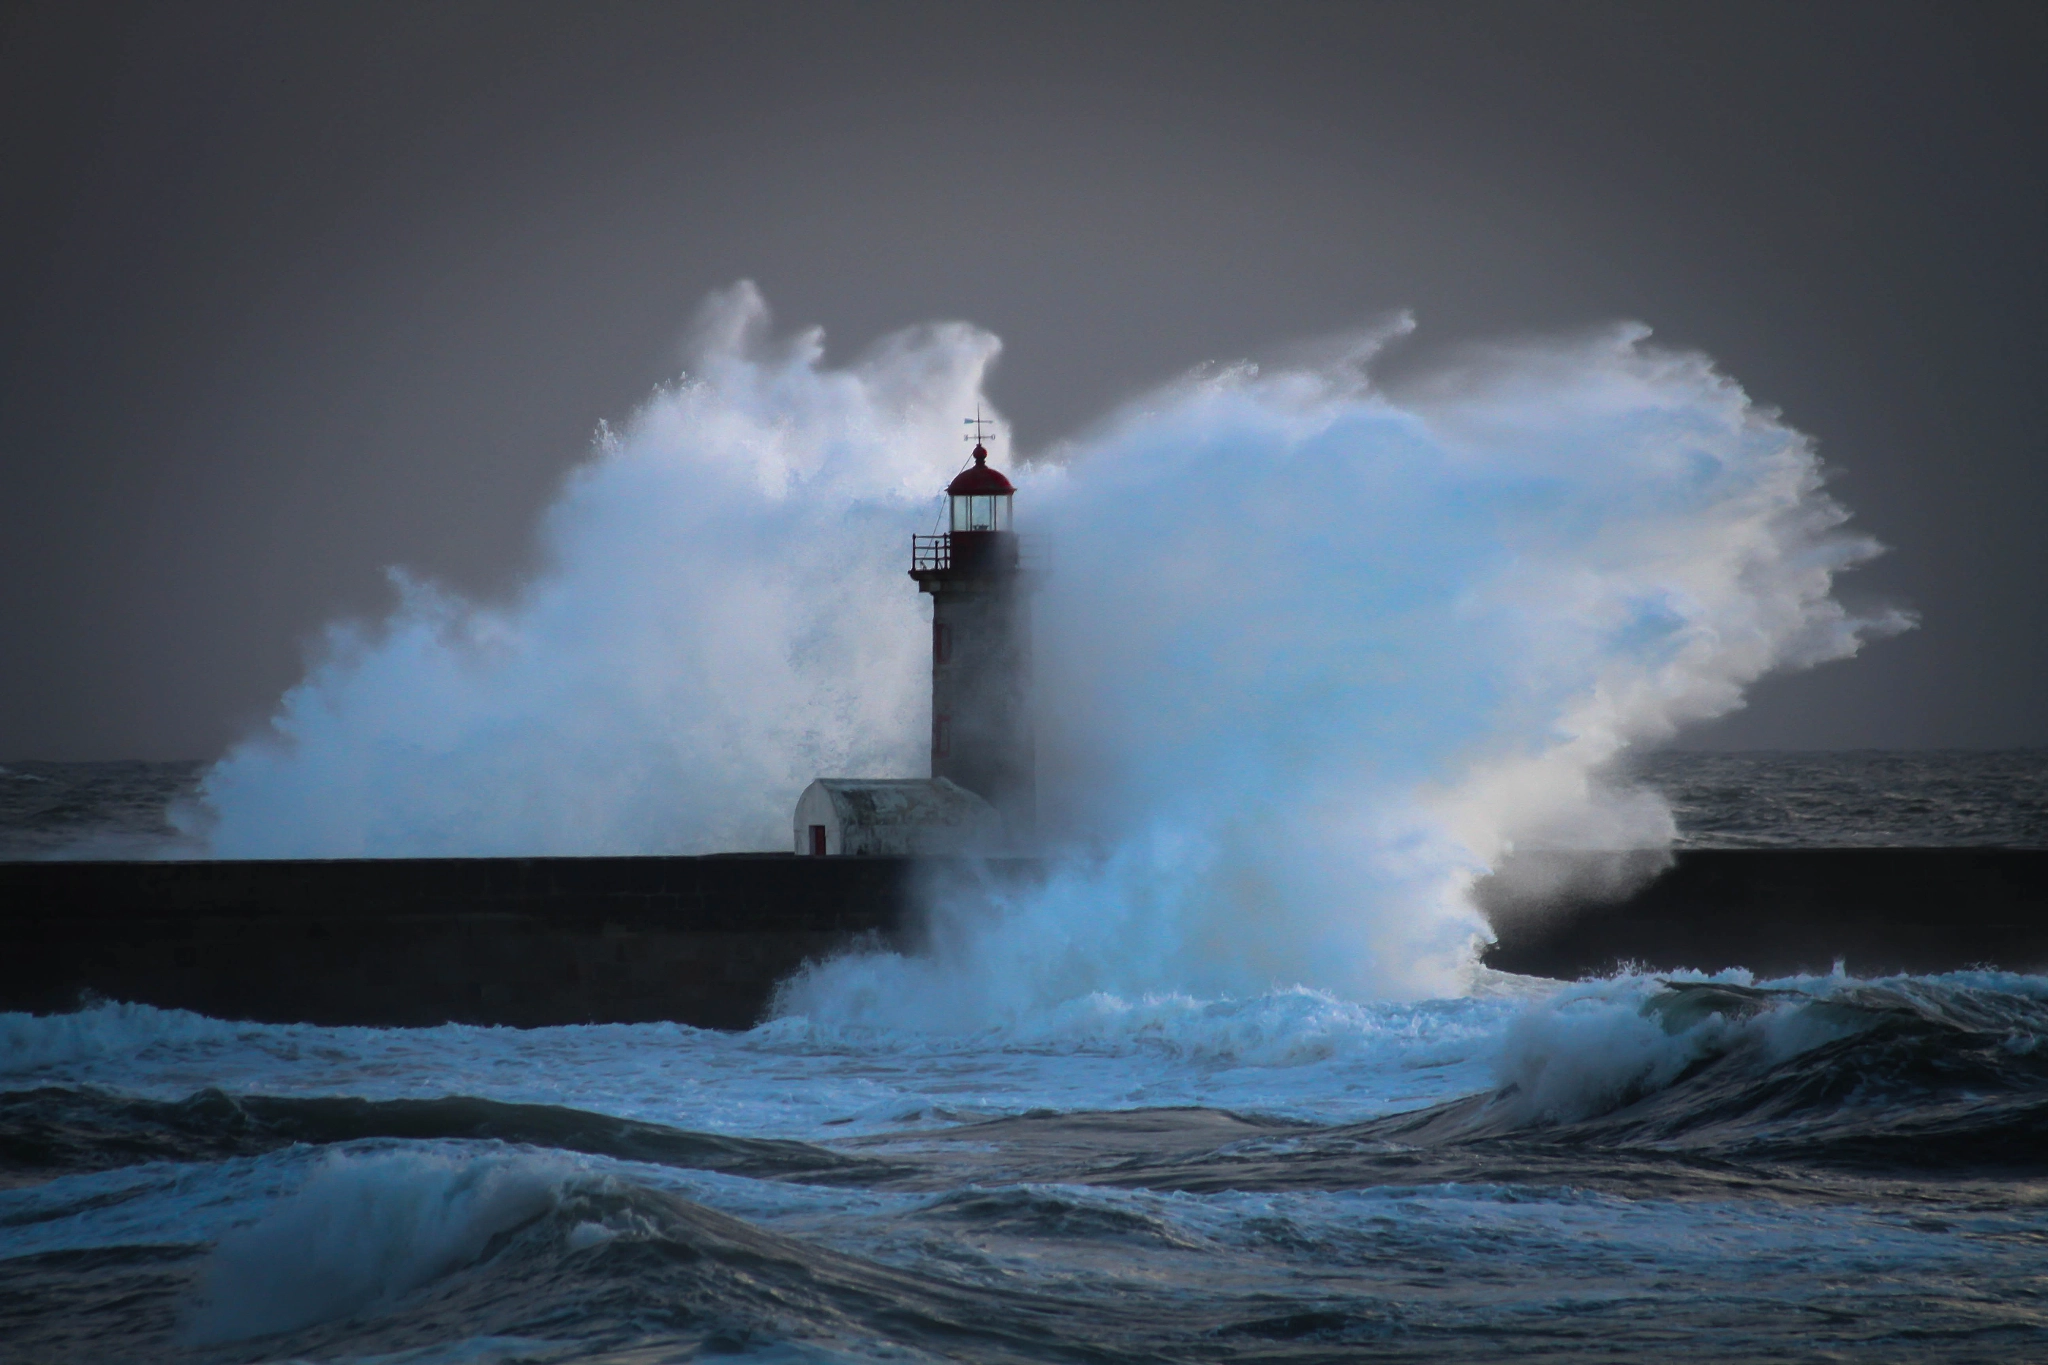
<box><xmin>951</xmin><ymin>492</ymin><xmax>1011</xmax><ymax>532</ymax></box>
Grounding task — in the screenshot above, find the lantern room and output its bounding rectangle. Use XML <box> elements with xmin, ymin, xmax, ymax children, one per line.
<box><xmin>947</xmin><ymin>446</ymin><xmax>1014</xmax><ymax>532</ymax></box>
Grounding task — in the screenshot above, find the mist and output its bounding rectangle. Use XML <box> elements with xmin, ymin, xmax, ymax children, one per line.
<box><xmin>189</xmin><ymin>286</ymin><xmax>1907</xmax><ymax>1013</ymax></box>
<box><xmin>193</xmin><ymin>284</ymin><xmax>973</xmax><ymax>857</ymax></box>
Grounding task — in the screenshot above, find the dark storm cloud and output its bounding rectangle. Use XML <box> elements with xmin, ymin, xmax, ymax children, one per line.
<box><xmin>3</xmin><ymin>0</ymin><xmax>2043</xmax><ymax>758</ymax></box>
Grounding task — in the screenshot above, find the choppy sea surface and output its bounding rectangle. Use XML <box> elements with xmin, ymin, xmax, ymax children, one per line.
<box><xmin>4</xmin><ymin>753</ymin><xmax>2047</xmax><ymax>1361</ymax></box>
<box><xmin>7</xmin><ymin>750</ymin><xmax>2047</xmax><ymax>860</ymax></box>
<box><xmin>1637</xmin><ymin>749</ymin><xmax>2048</xmax><ymax>849</ymax></box>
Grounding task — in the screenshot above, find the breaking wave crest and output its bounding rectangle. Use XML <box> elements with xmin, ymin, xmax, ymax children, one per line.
<box><xmin>185</xmin><ymin>1148</ymin><xmax>562</xmax><ymax>1341</ymax></box>
<box><xmin>1366</xmin><ymin>970</ymin><xmax>2048</xmax><ymax>1166</ymax></box>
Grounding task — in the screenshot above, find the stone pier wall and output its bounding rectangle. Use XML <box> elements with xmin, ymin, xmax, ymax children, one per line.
<box><xmin>2</xmin><ymin>849</ymin><xmax>2043</xmax><ymax>1029</ymax></box>
<box><xmin>0</xmin><ymin>856</ymin><xmax>1037</xmax><ymax>1029</ymax></box>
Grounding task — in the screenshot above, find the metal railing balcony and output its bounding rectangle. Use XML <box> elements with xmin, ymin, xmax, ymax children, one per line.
<box><xmin>911</xmin><ymin>534</ymin><xmax>951</xmax><ymax>572</ymax></box>
<box><xmin>909</xmin><ymin>533</ymin><xmax>1047</xmax><ymax>577</ymax></box>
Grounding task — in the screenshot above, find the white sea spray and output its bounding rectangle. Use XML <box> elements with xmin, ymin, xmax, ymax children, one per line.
<box><xmin>192</xmin><ymin>288</ymin><xmax>1905</xmax><ymax>1016</ymax></box>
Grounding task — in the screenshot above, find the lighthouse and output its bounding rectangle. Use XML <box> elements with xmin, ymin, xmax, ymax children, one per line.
<box><xmin>910</xmin><ymin>441</ymin><xmax>1035</xmax><ymax>840</ymax></box>
<box><xmin>791</xmin><ymin>429</ymin><xmax>1033</xmax><ymax>855</ymax></box>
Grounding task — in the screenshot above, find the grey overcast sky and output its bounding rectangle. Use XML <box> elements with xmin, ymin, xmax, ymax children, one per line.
<box><xmin>3</xmin><ymin>1</ymin><xmax>2043</xmax><ymax>760</ymax></box>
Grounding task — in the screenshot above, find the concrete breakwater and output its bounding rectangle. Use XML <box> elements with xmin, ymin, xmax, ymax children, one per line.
<box><xmin>0</xmin><ymin>855</ymin><xmax>1037</xmax><ymax>1030</ymax></box>
<box><xmin>2</xmin><ymin>849</ymin><xmax>2045</xmax><ymax>1029</ymax></box>
<box><xmin>1477</xmin><ymin>847</ymin><xmax>2048</xmax><ymax>982</ymax></box>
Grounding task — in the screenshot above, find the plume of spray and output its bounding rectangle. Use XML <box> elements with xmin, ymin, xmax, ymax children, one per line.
<box><xmin>777</xmin><ymin>318</ymin><xmax>1909</xmax><ymax>1025</ymax></box>
<box><xmin>195</xmin><ymin>283</ymin><xmax>981</xmax><ymax>856</ymax></box>
<box><xmin>194</xmin><ymin>285</ymin><xmax>1908</xmax><ymax>1020</ymax></box>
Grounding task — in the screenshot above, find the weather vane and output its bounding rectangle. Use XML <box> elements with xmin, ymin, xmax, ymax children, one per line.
<box><xmin>963</xmin><ymin>407</ymin><xmax>996</xmax><ymax>446</ymax></box>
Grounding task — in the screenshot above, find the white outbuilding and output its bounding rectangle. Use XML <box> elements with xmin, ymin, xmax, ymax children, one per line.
<box><xmin>793</xmin><ymin>778</ymin><xmax>1001</xmax><ymax>856</ymax></box>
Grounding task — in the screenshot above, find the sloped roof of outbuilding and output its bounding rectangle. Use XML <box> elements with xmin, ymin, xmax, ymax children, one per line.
<box><xmin>809</xmin><ymin>777</ymin><xmax>995</xmax><ymax>828</ymax></box>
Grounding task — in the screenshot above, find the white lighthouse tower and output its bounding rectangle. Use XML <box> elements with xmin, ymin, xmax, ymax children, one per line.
<box><xmin>791</xmin><ymin>428</ymin><xmax>1033</xmax><ymax>855</ymax></box>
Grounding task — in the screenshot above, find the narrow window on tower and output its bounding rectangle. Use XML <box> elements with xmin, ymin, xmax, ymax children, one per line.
<box><xmin>809</xmin><ymin>824</ymin><xmax>828</xmax><ymax>857</ymax></box>
<box><xmin>933</xmin><ymin>714</ymin><xmax>951</xmax><ymax>759</ymax></box>
<box><xmin>933</xmin><ymin>622</ymin><xmax>952</xmax><ymax>665</ymax></box>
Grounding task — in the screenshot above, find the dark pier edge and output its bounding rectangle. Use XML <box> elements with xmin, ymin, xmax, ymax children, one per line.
<box><xmin>0</xmin><ymin>855</ymin><xmax>1043</xmax><ymax>1031</ymax></box>
<box><xmin>2</xmin><ymin>848</ymin><xmax>2045</xmax><ymax>1030</ymax></box>
<box><xmin>1478</xmin><ymin>847</ymin><xmax>2048</xmax><ymax>982</ymax></box>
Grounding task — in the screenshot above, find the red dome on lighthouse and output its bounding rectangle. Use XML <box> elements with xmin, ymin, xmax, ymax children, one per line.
<box><xmin>947</xmin><ymin>445</ymin><xmax>1014</xmax><ymax>496</ymax></box>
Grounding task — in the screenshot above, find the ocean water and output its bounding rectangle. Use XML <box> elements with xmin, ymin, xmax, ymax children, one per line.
<box><xmin>0</xmin><ymin>761</ymin><xmax>209</xmax><ymax>861</ymax></box>
<box><xmin>5</xmin><ymin>750</ymin><xmax>2045</xmax><ymax>862</ymax></box>
<box><xmin>4</xmin><ymin>754</ymin><xmax>2048</xmax><ymax>1361</ymax></box>
<box><xmin>4</xmin><ymin>972</ymin><xmax>2047</xmax><ymax>1362</ymax></box>
<box><xmin>1640</xmin><ymin>749</ymin><xmax>2048</xmax><ymax>849</ymax></box>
